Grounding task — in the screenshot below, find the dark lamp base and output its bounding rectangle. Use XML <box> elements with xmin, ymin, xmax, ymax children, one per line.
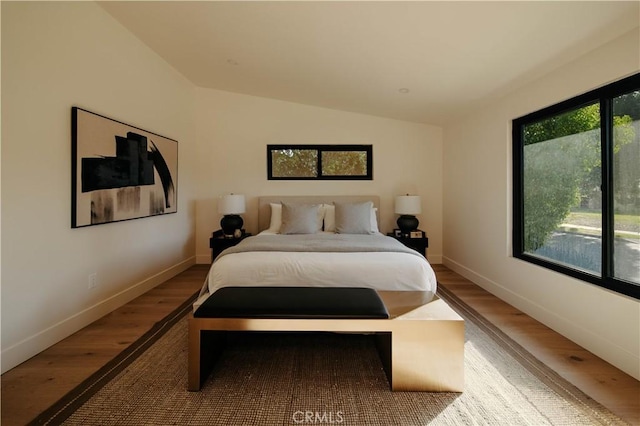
<box><xmin>397</xmin><ymin>215</ymin><xmax>419</xmax><ymax>235</ymax></box>
<box><xmin>221</xmin><ymin>215</ymin><xmax>243</xmax><ymax>237</ymax></box>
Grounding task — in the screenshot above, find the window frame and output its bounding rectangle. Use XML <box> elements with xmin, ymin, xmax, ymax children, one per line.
<box><xmin>512</xmin><ymin>73</ymin><xmax>640</xmax><ymax>300</ymax></box>
<box><xmin>267</xmin><ymin>144</ymin><xmax>373</xmax><ymax>180</ymax></box>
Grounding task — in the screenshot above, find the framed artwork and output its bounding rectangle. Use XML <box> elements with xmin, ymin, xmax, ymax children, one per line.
<box><xmin>71</xmin><ymin>107</ymin><xmax>178</xmax><ymax>228</ymax></box>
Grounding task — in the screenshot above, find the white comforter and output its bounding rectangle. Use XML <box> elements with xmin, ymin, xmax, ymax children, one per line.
<box><xmin>195</xmin><ymin>233</ymin><xmax>437</xmax><ymax>309</ymax></box>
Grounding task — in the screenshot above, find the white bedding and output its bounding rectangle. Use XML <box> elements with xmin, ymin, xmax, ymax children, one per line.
<box><xmin>195</xmin><ymin>233</ymin><xmax>437</xmax><ymax>310</ymax></box>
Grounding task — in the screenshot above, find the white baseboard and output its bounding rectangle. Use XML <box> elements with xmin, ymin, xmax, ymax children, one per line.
<box><xmin>1</xmin><ymin>257</ymin><xmax>196</xmax><ymax>374</ymax></box>
<box><xmin>441</xmin><ymin>257</ymin><xmax>500</xmax><ymax>291</ymax></box>
<box><xmin>441</xmin><ymin>256</ymin><xmax>640</xmax><ymax>381</ymax></box>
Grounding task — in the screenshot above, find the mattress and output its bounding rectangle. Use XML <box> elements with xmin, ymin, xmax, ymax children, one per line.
<box><xmin>195</xmin><ymin>233</ymin><xmax>437</xmax><ymax>309</ymax></box>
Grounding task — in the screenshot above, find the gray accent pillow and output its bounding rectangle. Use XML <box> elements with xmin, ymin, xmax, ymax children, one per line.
<box><xmin>335</xmin><ymin>201</ymin><xmax>375</xmax><ymax>234</ymax></box>
<box><xmin>280</xmin><ymin>203</ymin><xmax>322</xmax><ymax>234</ymax></box>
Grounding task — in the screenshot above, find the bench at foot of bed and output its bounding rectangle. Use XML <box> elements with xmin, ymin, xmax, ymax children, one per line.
<box><xmin>188</xmin><ymin>287</ymin><xmax>464</xmax><ymax>392</ymax></box>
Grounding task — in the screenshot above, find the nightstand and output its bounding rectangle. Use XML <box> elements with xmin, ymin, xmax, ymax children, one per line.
<box><xmin>210</xmin><ymin>229</ymin><xmax>251</xmax><ymax>263</ymax></box>
<box><xmin>387</xmin><ymin>231</ymin><xmax>428</xmax><ymax>257</ymax></box>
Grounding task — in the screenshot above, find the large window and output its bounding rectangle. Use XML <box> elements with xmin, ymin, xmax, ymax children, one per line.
<box><xmin>513</xmin><ymin>73</ymin><xmax>639</xmax><ymax>299</ymax></box>
<box><xmin>267</xmin><ymin>145</ymin><xmax>372</xmax><ymax>180</ymax></box>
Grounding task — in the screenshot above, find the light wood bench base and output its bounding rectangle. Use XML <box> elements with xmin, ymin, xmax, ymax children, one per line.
<box><xmin>188</xmin><ymin>292</ymin><xmax>464</xmax><ymax>392</ymax></box>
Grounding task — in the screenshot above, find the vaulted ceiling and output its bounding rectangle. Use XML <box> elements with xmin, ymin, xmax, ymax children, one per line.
<box><xmin>100</xmin><ymin>1</ymin><xmax>639</xmax><ymax>125</ymax></box>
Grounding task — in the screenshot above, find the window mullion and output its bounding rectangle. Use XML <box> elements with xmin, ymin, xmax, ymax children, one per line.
<box><xmin>600</xmin><ymin>98</ymin><xmax>614</xmax><ymax>280</ymax></box>
<box><xmin>317</xmin><ymin>149</ymin><xmax>323</xmax><ymax>178</ymax></box>
<box><xmin>512</xmin><ymin>122</ymin><xmax>525</xmax><ymax>257</ymax></box>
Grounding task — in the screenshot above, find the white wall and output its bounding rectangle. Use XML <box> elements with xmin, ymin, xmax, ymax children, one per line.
<box><xmin>193</xmin><ymin>88</ymin><xmax>443</xmax><ymax>264</ymax></box>
<box><xmin>1</xmin><ymin>2</ymin><xmax>197</xmax><ymax>373</ymax></box>
<box><xmin>443</xmin><ymin>28</ymin><xmax>640</xmax><ymax>379</ymax></box>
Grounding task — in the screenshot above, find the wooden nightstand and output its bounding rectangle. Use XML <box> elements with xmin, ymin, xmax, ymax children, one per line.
<box><xmin>387</xmin><ymin>231</ymin><xmax>428</xmax><ymax>257</ymax></box>
<box><xmin>209</xmin><ymin>229</ymin><xmax>251</xmax><ymax>263</ymax></box>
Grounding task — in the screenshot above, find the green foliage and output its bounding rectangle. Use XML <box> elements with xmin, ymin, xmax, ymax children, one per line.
<box><xmin>522</xmin><ymin>99</ymin><xmax>638</xmax><ymax>252</ymax></box>
<box><xmin>322</xmin><ymin>151</ymin><xmax>367</xmax><ymax>176</ymax></box>
<box><xmin>614</xmin><ymin>90</ymin><xmax>640</xmax><ymax>120</ymax></box>
<box><xmin>271</xmin><ymin>149</ymin><xmax>318</xmax><ymax>178</ymax></box>
<box><xmin>523</xmin><ymin>135</ymin><xmax>587</xmax><ymax>251</ymax></box>
<box><xmin>613</xmin><ymin>91</ymin><xmax>640</xmax><ymax>215</ymax></box>
<box><xmin>524</xmin><ymin>104</ymin><xmax>600</xmax><ymax>146</ymax></box>
<box><xmin>614</xmin><ymin>135</ymin><xmax>640</xmax><ymax>214</ymax></box>
<box><xmin>523</xmin><ymin>105</ymin><xmax>600</xmax><ymax>251</ymax></box>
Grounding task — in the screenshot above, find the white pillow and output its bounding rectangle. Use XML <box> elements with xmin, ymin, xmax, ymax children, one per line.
<box><xmin>323</xmin><ymin>204</ymin><xmax>336</xmax><ymax>232</ymax></box>
<box><xmin>269</xmin><ymin>202</ymin><xmax>324</xmax><ymax>234</ymax></box>
<box><xmin>324</xmin><ymin>203</ymin><xmax>379</xmax><ymax>233</ymax></box>
<box><xmin>266</xmin><ymin>203</ymin><xmax>282</xmax><ymax>233</ymax></box>
<box><xmin>371</xmin><ymin>207</ymin><xmax>379</xmax><ymax>233</ymax></box>
<box><xmin>280</xmin><ymin>203</ymin><xmax>324</xmax><ymax>234</ymax></box>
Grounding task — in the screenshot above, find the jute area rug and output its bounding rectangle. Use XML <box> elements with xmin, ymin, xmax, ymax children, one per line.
<box><xmin>34</xmin><ymin>287</ymin><xmax>628</xmax><ymax>425</ymax></box>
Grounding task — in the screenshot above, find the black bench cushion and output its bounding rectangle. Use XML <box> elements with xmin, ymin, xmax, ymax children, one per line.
<box><xmin>194</xmin><ymin>287</ymin><xmax>389</xmax><ymax>319</ymax></box>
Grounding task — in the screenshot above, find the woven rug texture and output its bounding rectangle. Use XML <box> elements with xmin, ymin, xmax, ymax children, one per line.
<box><xmin>42</xmin><ymin>289</ymin><xmax>627</xmax><ymax>425</ymax></box>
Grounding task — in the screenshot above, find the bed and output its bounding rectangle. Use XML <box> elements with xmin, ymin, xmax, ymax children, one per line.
<box><xmin>189</xmin><ymin>196</ymin><xmax>463</xmax><ymax>392</ymax></box>
<box><xmin>194</xmin><ymin>195</ymin><xmax>438</xmax><ymax>310</ymax></box>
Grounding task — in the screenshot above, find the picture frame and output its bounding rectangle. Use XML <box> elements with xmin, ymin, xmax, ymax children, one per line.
<box><xmin>394</xmin><ymin>229</ymin><xmax>402</xmax><ymax>237</ymax></box>
<box><xmin>71</xmin><ymin>107</ymin><xmax>178</xmax><ymax>228</ymax></box>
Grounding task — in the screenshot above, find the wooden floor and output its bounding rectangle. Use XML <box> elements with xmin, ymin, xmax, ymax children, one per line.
<box><xmin>2</xmin><ymin>264</ymin><xmax>638</xmax><ymax>425</ymax></box>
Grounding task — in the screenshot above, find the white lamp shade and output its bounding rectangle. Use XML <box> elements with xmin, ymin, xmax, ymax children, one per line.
<box><xmin>395</xmin><ymin>195</ymin><xmax>421</xmax><ymax>215</ymax></box>
<box><xmin>218</xmin><ymin>194</ymin><xmax>246</xmax><ymax>215</ymax></box>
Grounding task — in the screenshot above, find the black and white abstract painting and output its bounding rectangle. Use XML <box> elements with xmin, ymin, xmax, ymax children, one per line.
<box><xmin>71</xmin><ymin>107</ymin><xmax>178</xmax><ymax>228</ymax></box>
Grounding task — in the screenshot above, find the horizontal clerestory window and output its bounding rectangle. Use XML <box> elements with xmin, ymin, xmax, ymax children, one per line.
<box><xmin>267</xmin><ymin>145</ymin><xmax>373</xmax><ymax>180</ymax></box>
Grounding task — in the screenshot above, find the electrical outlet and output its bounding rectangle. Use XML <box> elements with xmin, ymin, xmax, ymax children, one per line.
<box><xmin>88</xmin><ymin>273</ymin><xmax>98</xmax><ymax>290</ymax></box>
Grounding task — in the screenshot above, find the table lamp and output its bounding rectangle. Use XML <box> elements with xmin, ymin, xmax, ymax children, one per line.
<box><xmin>218</xmin><ymin>194</ymin><xmax>245</xmax><ymax>237</ymax></box>
<box><xmin>395</xmin><ymin>195</ymin><xmax>421</xmax><ymax>235</ymax></box>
